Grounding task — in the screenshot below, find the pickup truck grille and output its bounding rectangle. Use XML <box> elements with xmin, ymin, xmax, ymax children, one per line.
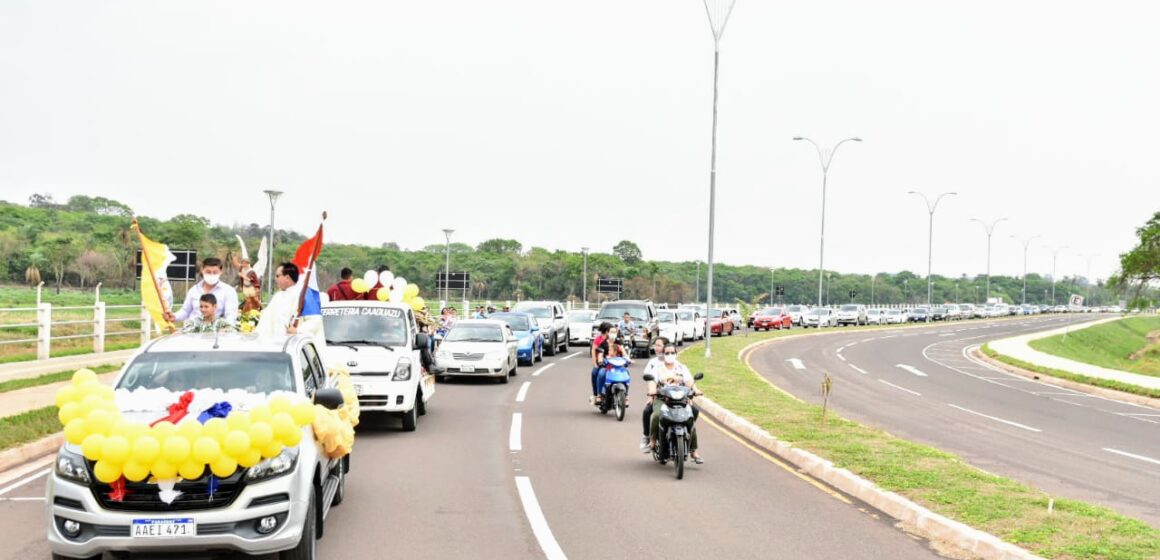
<box><xmin>452</xmin><ymin>352</ymin><xmax>483</xmax><ymax>361</ymax></box>
<box><xmin>89</xmin><ymin>465</ymin><xmax>246</xmax><ymax>512</ymax></box>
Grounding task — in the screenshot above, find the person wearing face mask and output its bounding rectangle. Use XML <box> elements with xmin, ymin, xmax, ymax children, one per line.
<box><xmin>643</xmin><ymin>340</ymin><xmax>703</xmax><ymax>463</ymax></box>
<box><xmin>166</xmin><ymin>257</ymin><xmax>239</xmax><ymax>326</ymax></box>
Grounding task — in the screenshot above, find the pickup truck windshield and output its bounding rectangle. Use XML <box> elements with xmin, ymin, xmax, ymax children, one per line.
<box><xmin>598</xmin><ymin>305</ymin><xmax>648</xmax><ymax>322</ymax></box>
<box><xmin>657</xmin><ymin>312</ymin><xmax>674</xmax><ymax>322</ymax></box>
<box><xmin>516</xmin><ymin>306</ymin><xmax>552</xmax><ymax>319</ymax></box>
<box><xmin>117</xmin><ymin>352</ymin><xmax>295</xmax><ymax>394</ymax></box>
<box><xmin>322</xmin><ymin>308</ymin><xmax>409</xmax><ymax>347</ymax></box>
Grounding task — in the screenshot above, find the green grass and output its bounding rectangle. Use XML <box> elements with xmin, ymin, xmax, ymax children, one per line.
<box><xmin>0</xmin><ymin>284</ymin><xmax>138</xmax><ymax>307</ymax></box>
<box><xmin>1029</xmin><ymin>317</ymin><xmax>1160</xmax><ymax>378</ymax></box>
<box><xmin>681</xmin><ymin>331</ymin><xmax>1160</xmax><ymax>559</ymax></box>
<box><xmin>0</xmin><ymin>406</ymin><xmax>62</xmax><ymax>452</ymax></box>
<box><xmin>980</xmin><ymin>344</ymin><xmax>1160</xmax><ymax>400</ymax></box>
<box><xmin>0</xmin><ymin>364</ymin><xmax>121</xmax><ymax>394</ymax></box>
<box><xmin>0</xmin><ymin>341</ymin><xmax>139</xmax><ymax>365</ymax></box>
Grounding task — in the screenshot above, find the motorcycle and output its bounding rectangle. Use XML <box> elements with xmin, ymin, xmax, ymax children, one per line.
<box><xmin>643</xmin><ymin>372</ymin><xmax>704</xmax><ymax>480</ymax></box>
<box><xmin>596</xmin><ymin>356</ymin><xmax>631</xmax><ymax>421</ymax></box>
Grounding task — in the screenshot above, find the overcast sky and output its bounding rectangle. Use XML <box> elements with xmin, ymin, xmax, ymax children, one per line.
<box><xmin>2</xmin><ymin>1</ymin><xmax>1156</xmax><ymax>283</ymax></box>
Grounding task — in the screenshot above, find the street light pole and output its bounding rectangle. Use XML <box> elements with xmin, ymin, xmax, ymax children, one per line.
<box><xmin>1047</xmin><ymin>245</ymin><xmax>1068</xmax><ymax>306</ymax></box>
<box><xmin>1080</xmin><ymin>252</ymin><xmax>1099</xmax><ymax>305</ymax></box>
<box><xmin>769</xmin><ymin>268</ymin><xmax>775</xmax><ymax>307</ymax></box>
<box><xmin>262</xmin><ymin>190</ymin><xmax>283</xmax><ymax>295</ymax></box>
<box><xmin>695</xmin><ymin>260</ymin><xmax>700</xmax><ymax>303</ymax></box>
<box><xmin>581</xmin><ymin>247</ymin><xmax>589</xmax><ymax>309</ymax></box>
<box><xmin>1012</xmin><ymin>234</ymin><xmax>1042</xmax><ymax>305</ymax></box>
<box><xmin>969</xmin><ymin>217</ymin><xmax>1007</xmax><ymax>303</ymax></box>
<box><xmin>442</xmin><ymin>229</ymin><xmax>454</xmax><ymax>304</ymax></box>
<box><xmin>701</xmin><ymin>0</ymin><xmax>737</xmax><ymax>359</ymax></box>
<box><xmin>908</xmin><ymin>191</ymin><xmax>957</xmax><ymax>319</ymax></box>
<box><xmin>871</xmin><ymin>274</ymin><xmax>876</xmax><ymax>306</ymax></box>
<box><xmin>794</xmin><ymin>136</ymin><xmax>862</xmax><ymax>312</ymax></box>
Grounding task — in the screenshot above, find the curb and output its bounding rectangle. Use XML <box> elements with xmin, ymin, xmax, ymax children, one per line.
<box><xmin>695</xmin><ymin>396</ymin><xmax>1042</xmax><ymax>560</ymax></box>
<box><xmin>0</xmin><ymin>433</ymin><xmax>62</xmax><ymax>474</ymax></box>
<box><xmin>971</xmin><ymin>348</ymin><xmax>1160</xmax><ymax>411</ymax></box>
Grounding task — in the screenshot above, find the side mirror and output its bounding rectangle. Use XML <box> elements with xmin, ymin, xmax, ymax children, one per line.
<box><xmin>314</xmin><ymin>388</ymin><xmax>346</xmax><ymax>410</ymax></box>
<box><xmin>642</xmin><ymin>374</ymin><xmax>655</xmax><ymax>382</ymax></box>
<box><xmin>556</xmin><ymin>314</ymin><xmax>564</xmax><ymax>319</ymax></box>
<box><xmin>414</xmin><ymin>333</ymin><xmax>429</xmax><ymax>350</ymax></box>
<box><xmin>694</xmin><ymin>372</ymin><xmax>704</xmax><ymax>381</ymax></box>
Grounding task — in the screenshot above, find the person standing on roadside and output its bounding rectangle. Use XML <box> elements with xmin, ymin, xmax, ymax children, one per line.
<box><xmin>165</xmin><ymin>257</ymin><xmax>239</xmax><ymax>326</ymax></box>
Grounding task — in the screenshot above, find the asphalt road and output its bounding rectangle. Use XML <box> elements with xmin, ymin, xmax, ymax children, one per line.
<box><xmin>0</xmin><ymin>344</ymin><xmax>950</xmax><ymax>559</ymax></box>
<box><xmin>751</xmin><ymin>314</ymin><xmax>1160</xmax><ymax>527</ymax></box>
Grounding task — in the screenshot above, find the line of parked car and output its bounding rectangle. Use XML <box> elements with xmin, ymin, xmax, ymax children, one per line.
<box><xmin>744</xmin><ymin>301</ymin><xmax>1119</xmax><ymax>329</ymax></box>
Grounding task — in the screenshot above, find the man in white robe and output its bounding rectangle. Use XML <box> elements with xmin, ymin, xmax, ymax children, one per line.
<box><xmin>255</xmin><ymin>262</ymin><xmax>324</xmax><ymax>347</ymax></box>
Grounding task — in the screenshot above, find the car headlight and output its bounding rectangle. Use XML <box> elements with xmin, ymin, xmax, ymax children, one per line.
<box><xmin>392</xmin><ymin>357</ymin><xmax>412</xmax><ymax>381</ymax></box>
<box><xmin>246</xmin><ymin>447</ymin><xmax>299</xmax><ymax>482</ymax></box>
<box><xmin>55</xmin><ymin>449</ymin><xmax>90</xmax><ymax>484</ymax></box>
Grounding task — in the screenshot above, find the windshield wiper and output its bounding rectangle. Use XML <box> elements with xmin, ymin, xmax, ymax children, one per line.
<box><xmin>326</xmin><ymin>340</ymin><xmax>359</xmax><ymax>352</ymax></box>
<box><xmin>331</xmin><ymin>339</ymin><xmax>394</xmax><ymax>351</ymax></box>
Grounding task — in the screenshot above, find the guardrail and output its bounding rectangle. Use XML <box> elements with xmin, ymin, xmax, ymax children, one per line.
<box><xmin>0</xmin><ymin>282</ymin><xmax>152</xmax><ymax>360</ymax></box>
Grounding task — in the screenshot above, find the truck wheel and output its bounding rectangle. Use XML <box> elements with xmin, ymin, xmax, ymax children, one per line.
<box><xmin>416</xmin><ymin>388</ymin><xmax>427</xmax><ymax>416</ymax></box>
<box><xmin>545</xmin><ymin>334</ymin><xmax>557</xmax><ymax>356</ymax></box>
<box><xmin>281</xmin><ymin>488</ymin><xmax>318</xmax><ymax>560</ymax></box>
<box><xmin>401</xmin><ymin>404</ymin><xmax>417</xmax><ymax>432</ymax></box>
<box><xmin>331</xmin><ymin>464</ymin><xmax>346</xmax><ymax>506</ymax></box>
<box><xmin>53</xmin><ymin>554</ymin><xmax>100</xmax><ymax>560</ymax></box>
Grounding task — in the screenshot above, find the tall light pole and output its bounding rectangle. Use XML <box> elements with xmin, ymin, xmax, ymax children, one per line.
<box><xmin>903</xmin><ymin>279</ymin><xmax>909</xmax><ymax>305</ymax></box>
<box><xmin>794</xmin><ymin>136</ymin><xmax>862</xmax><ymax>311</ymax></box>
<box><xmin>969</xmin><ymin>217</ymin><xmax>1007</xmax><ymax>303</ymax></box>
<box><xmin>908</xmin><ymin>191</ymin><xmax>957</xmax><ymax>316</ymax></box>
<box><xmin>442</xmin><ymin>229</ymin><xmax>454</xmax><ymax>304</ymax></box>
<box><xmin>694</xmin><ymin>260</ymin><xmax>700</xmax><ymax>303</ymax></box>
<box><xmin>955</xmin><ymin>281</ymin><xmax>959</xmax><ymax>303</ymax></box>
<box><xmin>769</xmin><ymin>268</ymin><xmax>775</xmax><ymax>307</ymax></box>
<box><xmin>870</xmin><ymin>274</ymin><xmax>876</xmax><ymax>306</ymax></box>
<box><xmin>581</xmin><ymin>247</ymin><xmax>589</xmax><ymax>308</ymax></box>
<box><xmin>262</xmin><ymin>189</ymin><xmax>283</xmax><ymax>295</ymax></box>
<box><xmin>701</xmin><ymin>0</ymin><xmax>737</xmax><ymax>359</ymax></box>
<box><xmin>1079</xmin><ymin>252</ymin><xmax>1099</xmax><ymax>305</ymax></box>
<box><xmin>1012</xmin><ymin>234</ymin><xmax>1042</xmax><ymax>305</ymax></box>
<box><xmin>1046</xmin><ymin>245</ymin><xmax>1068</xmax><ymax>306</ymax></box>
<box><xmin>826</xmin><ymin>272</ymin><xmax>832</xmax><ymax>306</ymax></box>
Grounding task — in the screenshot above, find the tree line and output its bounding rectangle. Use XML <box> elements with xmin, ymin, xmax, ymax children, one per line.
<box><xmin>1</xmin><ymin>194</ymin><xmax>1150</xmax><ymax>309</ymax></box>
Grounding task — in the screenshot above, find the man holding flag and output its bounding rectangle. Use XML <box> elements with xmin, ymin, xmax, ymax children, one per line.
<box><xmin>254</xmin><ymin>216</ymin><xmax>326</xmax><ymax>347</ymax></box>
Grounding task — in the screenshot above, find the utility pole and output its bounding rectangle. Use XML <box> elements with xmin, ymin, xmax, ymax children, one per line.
<box><xmin>581</xmin><ymin>247</ymin><xmax>589</xmax><ymax>309</ymax></box>
<box><xmin>262</xmin><ymin>189</ymin><xmax>283</xmax><ymax>295</ymax></box>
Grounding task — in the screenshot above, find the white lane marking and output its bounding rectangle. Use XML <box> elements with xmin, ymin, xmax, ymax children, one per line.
<box><xmin>878</xmin><ymin>379</ymin><xmax>921</xmax><ymax>396</ymax></box>
<box><xmin>848</xmin><ymin>364</ymin><xmax>868</xmax><ymax>375</ymax></box>
<box><xmin>947</xmin><ymin>404</ymin><xmax>1042</xmax><ymax>433</ymax></box>
<box><xmin>0</xmin><ymin>497</ymin><xmax>45</xmax><ymax>502</ymax></box>
<box><xmin>1031</xmin><ymin>391</ymin><xmax>1089</xmax><ymax>397</ymax></box>
<box><xmin>514</xmin><ymin>476</ymin><xmax>568</xmax><ymax>560</ymax></box>
<box><xmin>879</xmin><ymin>335</ymin><xmax>896</xmax><ymax>339</ymax></box>
<box><xmin>939</xmin><ymin>333</ymin><xmax>956</xmax><ymax>337</ymax></box>
<box><xmin>896</xmin><ymin>364</ymin><xmax>929</xmax><ymax>377</ymax></box>
<box><xmin>786</xmin><ymin>358</ymin><xmax>806</xmax><ymax>370</ymax></box>
<box><xmin>532</xmin><ymin>363</ymin><xmax>556</xmax><ymax>377</ymax></box>
<box><xmin>0</xmin><ymin>456</ymin><xmax>53</xmax><ymax>487</ymax></box>
<box><xmin>0</xmin><ymin>469</ymin><xmax>50</xmax><ymax>497</ymax></box>
<box><xmin>516</xmin><ymin>382</ymin><xmax>532</xmax><ymax>403</ymax></box>
<box><xmin>1120</xmin><ymin>413</ymin><xmax>1160</xmax><ymax>417</ymax></box>
<box><xmin>847</xmin><ymin>341</ymin><xmax>860</xmax><ymax>347</ymax></box>
<box><xmin>1103</xmin><ymin>448</ymin><xmax>1160</xmax><ymax>467</ymax></box>
<box><xmin>561</xmin><ymin>351</ymin><xmax>582</xmax><ymax>361</ymax></box>
<box><xmin>509</xmin><ymin>413</ymin><xmax>523</xmax><ymax>451</ymax></box>
<box><xmin>837</xmin><ymin>354</ymin><xmax>847</xmax><ymax>362</ymax></box>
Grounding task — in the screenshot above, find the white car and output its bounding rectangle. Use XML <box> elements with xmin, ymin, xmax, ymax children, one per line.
<box><xmin>436</xmin><ymin>320</ymin><xmax>519</xmax><ymax>383</ymax></box>
<box><xmin>882</xmin><ymin>308</ymin><xmax>906</xmax><ymax>324</ymax></box>
<box><xmin>567</xmin><ymin>310</ymin><xmax>598</xmax><ymax>345</ymax></box>
<box><xmin>802</xmin><ymin>308</ymin><xmax>837</xmax><ymax>328</ymax></box>
<box><xmin>945</xmin><ymin>304</ymin><xmax>962</xmax><ymax>320</ymax></box>
<box><xmin>675</xmin><ymin>309</ymin><xmax>704</xmax><ymax>341</ymax></box>
<box><xmin>656</xmin><ymin>310</ymin><xmax>685</xmax><ymax>346</ymax></box>
<box><xmin>866</xmin><ymin>308</ymin><xmax>885</xmax><ymax>325</ymax></box>
<box><xmin>719</xmin><ymin>307</ymin><xmax>743</xmax><ymax>330</ymax></box>
<box><xmin>513</xmin><ymin>301</ymin><xmax>570</xmax><ymax>356</ymax></box>
<box><xmin>786</xmin><ymin>304</ymin><xmax>808</xmax><ymax>325</ymax></box>
<box><xmin>835</xmin><ymin>304</ymin><xmax>867</xmax><ymax>326</ymax></box>
<box><xmin>959</xmin><ymin>303</ymin><xmax>975</xmax><ymax>318</ymax></box>
<box><xmin>321</xmin><ymin>301</ymin><xmax>434</xmax><ymax>431</ymax></box>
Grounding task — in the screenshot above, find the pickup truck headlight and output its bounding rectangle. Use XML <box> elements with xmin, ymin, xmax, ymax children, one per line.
<box><xmin>392</xmin><ymin>358</ymin><xmax>412</xmax><ymax>381</ymax></box>
<box><xmin>246</xmin><ymin>447</ymin><xmax>299</xmax><ymax>482</ymax></box>
<box><xmin>55</xmin><ymin>449</ymin><xmax>90</xmax><ymax>484</ymax></box>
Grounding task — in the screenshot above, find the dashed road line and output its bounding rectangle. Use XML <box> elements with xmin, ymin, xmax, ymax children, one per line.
<box><xmin>561</xmin><ymin>351</ymin><xmax>582</xmax><ymax>361</ymax></box>
<box><xmin>509</xmin><ymin>413</ymin><xmax>523</xmax><ymax>451</ymax></box>
<box><xmin>514</xmin><ymin>476</ymin><xmax>568</xmax><ymax>560</ymax></box>
<box><xmin>532</xmin><ymin>363</ymin><xmax>556</xmax><ymax>377</ymax></box>
<box><xmin>516</xmin><ymin>381</ymin><xmax>531</xmax><ymax>402</ymax></box>
<box><xmin>947</xmin><ymin>404</ymin><xmax>1042</xmax><ymax>433</ymax></box>
<box><xmin>848</xmin><ymin>364</ymin><xmax>868</xmax><ymax>375</ymax></box>
<box><xmin>837</xmin><ymin>354</ymin><xmax>847</xmax><ymax>362</ymax></box>
<box><xmin>895</xmin><ymin>364</ymin><xmax>928</xmax><ymax>377</ymax></box>
<box><xmin>1102</xmin><ymin>448</ymin><xmax>1160</xmax><ymax>467</ymax></box>
<box><xmin>878</xmin><ymin>379</ymin><xmax>921</xmax><ymax>396</ymax></box>
<box><xmin>786</xmin><ymin>358</ymin><xmax>806</xmax><ymax>370</ymax></box>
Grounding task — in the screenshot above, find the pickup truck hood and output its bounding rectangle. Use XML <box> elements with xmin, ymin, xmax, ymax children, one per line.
<box><xmin>327</xmin><ymin>345</ymin><xmax>404</xmax><ymax>373</ymax></box>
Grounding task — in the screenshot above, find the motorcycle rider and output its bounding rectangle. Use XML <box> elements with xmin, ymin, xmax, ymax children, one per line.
<box><xmin>591</xmin><ymin>324</ymin><xmax>630</xmax><ymax>406</ymax></box>
<box><xmin>589</xmin><ymin>322</ymin><xmax>612</xmax><ymax>405</ymax></box>
<box><xmin>645</xmin><ymin>341</ymin><xmax>703</xmax><ymax>464</ymax></box>
<box><xmin>617</xmin><ymin>312</ymin><xmax>638</xmax><ymax>338</ymax></box>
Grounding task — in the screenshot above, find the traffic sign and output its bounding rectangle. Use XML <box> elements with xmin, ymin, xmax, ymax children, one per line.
<box><xmin>436</xmin><ymin>271</ymin><xmax>470</xmax><ymax>291</ymax></box>
<box><xmin>136</xmin><ymin>249</ymin><xmax>198</xmax><ymax>281</ymax></box>
<box><xmin>596</xmin><ymin>277</ymin><xmax>623</xmax><ymax>294</ymax></box>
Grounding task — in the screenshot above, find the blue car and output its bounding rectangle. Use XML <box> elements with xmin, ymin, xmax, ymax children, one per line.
<box><xmin>489</xmin><ymin>312</ymin><xmax>544</xmax><ymax>365</ymax></box>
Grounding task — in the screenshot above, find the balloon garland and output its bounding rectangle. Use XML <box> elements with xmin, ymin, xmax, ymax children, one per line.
<box><xmin>348</xmin><ymin>269</ymin><xmax>427</xmax><ymax>311</ymax></box>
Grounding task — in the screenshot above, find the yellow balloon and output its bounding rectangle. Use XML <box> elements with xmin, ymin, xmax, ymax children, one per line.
<box><xmin>203</xmin><ymin>418</ymin><xmax>229</xmax><ymax>441</ymax></box>
<box><xmin>81</xmin><ymin>434</ymin><xmax>106</xmax><ymax>461</ymax></box>
<box><xmin>226</xmin><ymin>411</ymin><xmax>252</xmax><ymax>432</ymax></box>
<box><xmin>223</xmin><ymin>431</ymin><xmax>251</xmax><ymax>458</ymax></box>
<box><xmin>177</xmin><ymin>419</ymin><xmax>203</xmax><ymax>441</ymax></box>
<box><xmin>64</xmin><ymin>419</ymin><xmax>88</xmax><ymax>445</ymax></box>
<box><xmin>85</xmin><ymin>409</ymin><xmax>115</xmax><ymax>436</ymax></box>
<box><xmin>102</xmin><ymin>435</ymin><xmax>131</xmax><ymax>465</ymax></box>
<box><xmin>280</xmin><ymin>426</ymin><xmax>303</xmax><ymax>447</ymax></box>
<box><xmin>161</xmin><ymin>436</ymin><xmax>191</xmax><ymax>465</ymax></box>
<box><xmin>260</xmin><ymin>441</ymin><xmax>284</xmax><ymax>459</ymax></box>
<box><xmin>376</xmin><ymin>288</ymin><xmax>390</xmax><ymax>302</ymax></box>
<box><xmin>269</xmin><ymin>396</ymin><xmax>293</xmax><ymax>416</ymax></box>
<box><xmin>237</xmin><ymin>449</ymin><xmax>263</xmax><ymax>468</ymax></box>
<box><xmin>58</xmin><ymin>403</ymin><xmax>82</xmax><ymax>425</ymax></box>
<box><xmin>248</xmin><ymin>422</ymin><xmax>274</xmax><ymax>449</ymax></box>
<box><xmin>95</xmin><ymin>385</ymin><xmax>116</xmax><ymax>400</ymax></box>
<box><xmin>110</xmin><ymin>419</ymin><xmax>133</xmax><ymax>439</ymax></box>
<box><xmin>72</xmin><ymin>369</ymin><xmax>98</xmax><ymax>386</ymax></box>
<box><xmin>249</xmin><ymin>405</ymin><xmax>272</xmax><ymax>424</ymax></box>
<box><xmin>404</xmin><ymin>284</ymin><xmax>420</xmax><ymax>299</ymax></box>
<box><xmin>125</xmin><ymin>422</ymin><xmax>150</xmax><ymax>441</ymax></box>
<box><xmin>291</xmin><ymin>402</ymin><xmax>316</xmax><ymax>426</ymax></box>
<box><xmin>122</xmin><ymin>460</ymin><xmax>150</xmax><ymax>482</ymax></box>
<box><xmin>192</xmin><ymin>437</ymin><xmax>221</xmax><ymax>465</ymax></box>
<box><xmin>151</xmin><ymin>460</ymin><xmax>178</xmax><ymax>480</ymax></box>
<box><xmin>178</xmin><ymin>461</ymin><xmax>205</xmax><ymax>481</ymax></box>
<box><xmin>132</xmin><ymin>436</ymin><xmax>161</xmax><ymax>465</ymax></box>
<box><xmin>93</xmin><ymin>460</ymin><xmax>122</xmax><ymax>484</ymax></box>
<box><xmin>409</xmin><ymin>297</ymin><xmax>426</xmax><ymax>311</ymax></box>
<box><xmin>152</xmin><ymin>421</ymin><xmax>178</xmax><ymax>440</ymax></box>
<box><xmin>350</xmin><ymin>278</ymin><xmax>369</xmax><ymax>294</ymax></box>
<box><xmin>210</xmin><ymin>456</ymin><xmax>238</xmax><ymax>478</ymax></box>
<box><xmin>271</xmin><ymin>412</ymin><xmax>295</xmax><ymax>435</ymax></box>
<box><xmin>55</xmin><ymin>385</ymin><xmax>79</xmax><ymax>408</ymax></box>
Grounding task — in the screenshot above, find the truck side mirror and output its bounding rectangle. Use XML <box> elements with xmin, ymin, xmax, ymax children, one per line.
<box><xmin>694</xmin><ymin>373</ymin><xmax>704</xmax><ymax>381</ymax></box>
<box><xmin>314</xmin><ymin>388</ymin><xmax>345</xmax><ymax>410</ymax></box>
<box><xmin>642</xmin><ymin>374</ymin><xmax>655</xmax><ymax>382</ymax></box>
<box><xmin>414</xmin><ymin>333</ymin><xmax>429</xmax><ymax>350</ymax></box>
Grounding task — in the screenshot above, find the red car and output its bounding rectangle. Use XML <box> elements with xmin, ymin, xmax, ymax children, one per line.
<box><xmin>708</xmin><ymin>309</ymin><xmax>735</xmax><ymax>336</ymax></box>
<box><xmin>752</xmin><ymin>307</ymin><xmax>793</xmax><ymax>331</ymax></box>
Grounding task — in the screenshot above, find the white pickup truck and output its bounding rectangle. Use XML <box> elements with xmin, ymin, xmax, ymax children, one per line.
<box><xmin>321</xmin><ymin>301</ymin><xmax>434</xmax><ymax>432</ymax></box>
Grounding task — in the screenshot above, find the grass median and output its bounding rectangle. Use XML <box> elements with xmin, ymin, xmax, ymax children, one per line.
<box><xmin>681</xmin><ymin>330</ymin><xmax>1160</xmax><ymax>559</ymax></box>
<box><xmin>1028</xmin><ymin>317</ymin><xmax>1160</xmax><ymax>377</ymax></box>
<box><xmin>980</xmin><ymin>345</ymin><xmax>1160</xmax><ymax>400</ymax></box>
<box><xmin>0</xmin><ymin>364</ymin><xmax>121</xmax><ymax>394</ymax></box>
<box><xmin>0</xmin><ymin>406</ymin><xmax>61</xmax><ymax>452</ymax></box>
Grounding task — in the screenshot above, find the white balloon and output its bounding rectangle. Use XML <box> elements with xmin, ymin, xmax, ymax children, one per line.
<box><xmin>391</xmin><ymin>277</ymin><xmax>408</xmax><ymax>291</ymax></box>
<box><xmin>378</xmin><ymin>271</ymin><xmax>394</xmax><ymax>287</ymax></box>
<box><xmin>389</xmin><ymin>289</ymin><xmax>404</xmax><ymax>303</ymax></box>
<box><xmin>363</xmin><ymin>270</ymin><xmax>378</xmax><ymax>287</ymax></box>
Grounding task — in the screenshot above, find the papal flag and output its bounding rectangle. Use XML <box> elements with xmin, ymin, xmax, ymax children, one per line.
<box><xmin>131</xmin><ymin>219</ymin><xmax>176</xmax><ymax>332</ymax></box>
